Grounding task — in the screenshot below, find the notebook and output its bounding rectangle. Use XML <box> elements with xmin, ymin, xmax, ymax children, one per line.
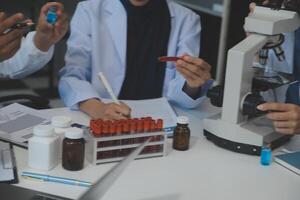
<box><xmin>275</xmin><ymin>151</ymin><xmax>300</xmax><ymax>176</ymax></box>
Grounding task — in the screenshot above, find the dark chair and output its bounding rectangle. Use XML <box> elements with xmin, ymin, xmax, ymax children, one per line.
<box><xmin>0</xmin><ymin>94</ymin><xmax>50</xmax><ymax>109</ymax></box>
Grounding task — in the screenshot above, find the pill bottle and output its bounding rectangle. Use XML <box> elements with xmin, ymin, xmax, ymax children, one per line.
<box><xmin>172</xmin><ymin>116</ymin><xmax>190</xmax><ymax>151</ymax></box>
<box><xmin>51</xmin><ymin>116</ymin><xmax>72</xmax><ymax>156</ymax></box>
<box><xmin>28</xmin><ymin>125</ymin><xmax>60</xmax><ymax>171</ymax></box>
<box><xmin>46</xmin><ymin>6</ymin><xmax>57</xmax><ymax>24</ymax></box>
<box><xmin>52</xmin><ymin>116</ymin><xmax>72</xmax><ymax>134</ymax></box>
<box><xmin>62</xmin><ymin>128</ymin><xmax>85</xmax><ymax>171</ymax></box>
<box><xmin>260</xmin><ymin>145</ymin><xmax>272</xmax><ymax>166</ymax></box>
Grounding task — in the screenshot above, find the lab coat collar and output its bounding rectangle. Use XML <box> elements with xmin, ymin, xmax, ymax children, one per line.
<box><xmin>104</xmin><ymin>0</ymin><xmax>127</xmax><ymax>68</ymax></box>
<box><xmin>104</xmin><ymin>0</ymin><xmax>175</xmax><ymax>67</ymax></box>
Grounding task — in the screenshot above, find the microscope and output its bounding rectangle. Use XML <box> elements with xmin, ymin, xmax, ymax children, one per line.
<box><xmin>204</xmin><ymin>0</ymin><xmax>300</xmax><ymax>155</ymax></box>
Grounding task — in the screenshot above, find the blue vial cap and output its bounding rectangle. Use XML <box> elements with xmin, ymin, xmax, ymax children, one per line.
<box><xmin>260</xmin><ymin>146</ymin><xmax>272</xmax><ymax>166</ymax></box>
<box><xmin>46</xmin><ymin>7</ymin><xmax>58</xmax><ymax>25</ymax></box>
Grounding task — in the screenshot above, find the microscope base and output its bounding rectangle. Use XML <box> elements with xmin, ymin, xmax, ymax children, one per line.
<box><xmin>203</xmin><ymin>114</ymin><xmax>291</xmax><ymax>155</ymax></box>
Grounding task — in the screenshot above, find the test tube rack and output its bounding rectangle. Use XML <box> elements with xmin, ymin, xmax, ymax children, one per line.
<box><xmin>85</xmin><ymin>117</ymin><xmax>167</xmax><ymax>165</ymax></box>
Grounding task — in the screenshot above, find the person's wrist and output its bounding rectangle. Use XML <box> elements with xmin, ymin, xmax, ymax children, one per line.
<box><xmin>79</xmin><ymin>99</ymin><xmax>105</xmax><ymax>119</ymax></box>
<box><xmin>34</xmin><ymin>32</ymin><xmax>52</xmax><ymax>52</ymax></box>
<box><xmin>183</xmin><ymin>82</ymin><xmax>202</xmax><ymax>99</ymax></box>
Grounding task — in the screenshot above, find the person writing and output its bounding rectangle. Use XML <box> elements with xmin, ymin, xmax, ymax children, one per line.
<box><xmin>0</xmin><ymin>2</ymin><xmax>68</xmax><ymax>79</ymax></box>
<box><xmin>59</xmin><ymin>0</ymin><xmax>213</xmax><ymax>120</ymax></box>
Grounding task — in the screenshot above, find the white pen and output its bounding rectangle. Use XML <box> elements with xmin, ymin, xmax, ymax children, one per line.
<box><xmin>98</xmin><ymin>72</ymin><xmax>120</xmax><ymax>105</ymax></box>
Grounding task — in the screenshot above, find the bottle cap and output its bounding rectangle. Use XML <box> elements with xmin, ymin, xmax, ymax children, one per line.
<box><xmin>65</xmin><ymin>127</ymin><xmax>83</xmax><ymax>139</ymax></box>
<box><xmin>177</xmin><ymin>116</ymin><xmax>189</xmax><ymax>124</ymax></box>
<box><xmin>33</xmin><ymin>125</ymin><xmax>54</xmax><ymax>137</ymax></box>
<box><xmin>51</xmin><ymin>116</ymin><xmax>72</xmax><ymax>128</ymax></box>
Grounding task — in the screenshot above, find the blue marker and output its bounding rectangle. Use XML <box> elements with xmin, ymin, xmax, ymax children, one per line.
<box><xmin>22</xmin><ymin>172</ymin><xmax>93</xmax><ymax>188</ymax></box>
<box><xmin>46</xmin><ymin>7</ymin><xmax>57</xmax><ymax>24</ymax></box>
<box><xmin>260</xmin><ymin>146</ymin><xmax>272</xmax><ymax>166</ymax></box>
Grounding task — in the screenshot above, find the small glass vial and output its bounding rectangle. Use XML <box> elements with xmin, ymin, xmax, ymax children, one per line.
<box><xmin>172</xmin><ymin>116</ymin><xmax>190</xmax><ymax>151</ymax></box>
<box><xmin>52</xmin><ymin>116</ymin><xmax>72</xmax><ymax>157</ymax></box>
<box><xmin>46</xmin><ymin>6</ymin><xmax>57</xmax><ymax>25</ymax></box>
<box><xmin>260</xmin><ymin>145</ymin><xmax>272</xmax><ymax>166</ymax></box>
<box><xmin>62</xmin><ymin>128</ymin><xmax>85</xmax><ymax>171</ymax></box>
<box><xmin>28</xmin><ymin>125</ymin><xmax>59</xmax><ymax>170</ymax></box>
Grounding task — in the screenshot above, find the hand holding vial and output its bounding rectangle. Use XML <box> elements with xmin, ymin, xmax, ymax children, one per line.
<box><xmin>34</xmin><ymin>2</ymin><xmax>68</xmax><ymax>52</ymax></box>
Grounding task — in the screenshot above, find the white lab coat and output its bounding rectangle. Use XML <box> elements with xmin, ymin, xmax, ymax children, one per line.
<box><xmin>59</xmin><ymin>0</ymin><xmax>210</xmax><ymax>110</ymax></box>
<box><xmin>0</xmin><ymin>31</ymin><xmax>54</xmax><ymax>79</ymax></box>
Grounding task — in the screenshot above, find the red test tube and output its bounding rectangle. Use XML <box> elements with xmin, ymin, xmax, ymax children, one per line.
<box><xmin>122</xmin><ymin>121</ymin><xmax>130</xmax><ymax>145</ymax></box>
<box><xmin>157</xmin><ymin>119</ymin><xmax>163</xmax><ymax>131</ymax></box>
<box><xmin>137</xmin><ymin>119</ymin><xmax>144</xmax><ymax>133</ymax></box>
<box><xmin>143</xmin><ymin>119</ymin><xmax>150</xmax><ymax>132</ymax></box>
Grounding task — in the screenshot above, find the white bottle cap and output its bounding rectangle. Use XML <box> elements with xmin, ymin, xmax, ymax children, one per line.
<box><xmin>65</xmin><ymin>127</ymin><xmax>83</xmax><ymax>139</ymax></box>
<box><xmin>33</xmin><ymin>125</ymin><xmax>54</xmax><ymax>137</ymax></box>
<box><xmin>51</xmin><ymin>116</ymin><xmax>72</xmax><ymax>128</ymax></box>
<box><xmin>177</xmin><ymin>116</ymin><xmax>189</xmax><ymax>124</ymax></box>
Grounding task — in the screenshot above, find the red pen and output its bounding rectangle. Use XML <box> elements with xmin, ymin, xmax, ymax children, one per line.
<box><xmin>158</xmin><ymin>56</ymin><xmax>182</xmax><ymax>62</ymax></box>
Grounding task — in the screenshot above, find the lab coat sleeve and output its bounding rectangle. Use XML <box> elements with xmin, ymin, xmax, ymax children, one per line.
<box><xmin>166</xmin><ymin>13</ymin><xmax>212</xmax><ymax>109</ymax></box>
<box><xmin>0</xmin><ymin>31</ymin><xmax>54</xmax><ymax>79</ymax></box>
<box><xmin>59</xmin><ymin>4</ymin><xmax>100</xmax><ymax>110</ymax></box>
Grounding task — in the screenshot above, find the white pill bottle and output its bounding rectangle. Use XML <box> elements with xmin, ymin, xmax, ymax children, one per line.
<box><xmin>28</xmin><ymin>125</ymin><xmax>60</xmax><ymax>171</ymax></box>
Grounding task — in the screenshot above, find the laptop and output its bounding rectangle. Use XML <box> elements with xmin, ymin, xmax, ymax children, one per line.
<box><xmin>1</xmin><ymin>138</ymin><xmax>150</xmax><ymax>200</ymax></box>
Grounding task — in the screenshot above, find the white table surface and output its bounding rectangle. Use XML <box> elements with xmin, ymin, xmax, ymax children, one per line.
<box><xmin>14</xmin><ymin>100</ymin><xmax>300</xmax><ymax>200</ymax></box>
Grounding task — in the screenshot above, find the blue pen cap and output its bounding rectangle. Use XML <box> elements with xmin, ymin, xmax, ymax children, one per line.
<box><xmin>260</xmin><ymin>146</ymin><xmax>272</xmax><ymax>166</ymax></box>
<box><xmin>46</xmin><ymin>6</ymin><xmax>58</xmax><ymax>25</ymax></box>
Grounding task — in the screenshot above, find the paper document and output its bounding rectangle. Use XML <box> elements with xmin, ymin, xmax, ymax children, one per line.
<box><xmin>0</xmin><ymin>103</ymin><xmax>50</xmax><ymax>148</ymax></box>
<box><xmin>0</xmin><ymin>141</ymin><xmax>18</xmax><ymax>183</ymax></box>
<box><xmin>103</xmin><ymin>97</ymin><xmax>177</xmax><ymax>133</ymax></box>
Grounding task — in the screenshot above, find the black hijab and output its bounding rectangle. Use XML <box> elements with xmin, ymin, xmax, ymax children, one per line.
<box><xmin>118</xmin><ymin>0</ymin><xmax>171</xmax><ymax>100</ymax></box>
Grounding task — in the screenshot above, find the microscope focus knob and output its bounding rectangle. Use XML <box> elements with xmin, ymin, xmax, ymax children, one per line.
<box><xmin>207</xmin><ymin>85</ymin><xmax>224</xmax><ymax>107</ymax></box>
<box><xmin>242</xmin><ymin>94</ymin><xmax>266</xmax><ymax>117</ymax></box>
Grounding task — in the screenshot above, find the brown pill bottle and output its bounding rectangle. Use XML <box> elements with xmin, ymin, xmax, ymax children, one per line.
<box><xmin>172</xmin><ymin>116</ymin><xmax>190</xmax><ymax>151</ymax></box>
<box><xmin>62</xmin><ymin>127</ymin><xmax>85</xmax><ymax>171</ymax></box>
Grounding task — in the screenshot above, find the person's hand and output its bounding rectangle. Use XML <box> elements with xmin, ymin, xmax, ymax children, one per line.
<box><xmin>34</xmin><ymin>2</ymin><xmax>68</xmax><ymax>52</ymax></box>
<box><xmin>79</xmin><ymin>99</ymin><xmax>131</xmax><ymax>120</ymax></box>
<box><xmin>175</xmin><ymin>55</ymin><xmax>211</xmax><ymax>97</ymax></box>
<box><xmin>0</xmin><ymin>12</ymin><xmax>27</xmax><ymax>62</ymax></box>
<box><xmin>249</xmin><ymin>1</ymin><xmax>271</xmax><ymax>14</ymax></box>
<box><xmin>257</xmin><ymin>103</ymin><xmax>300</xmax><ymax>135</ymax></box>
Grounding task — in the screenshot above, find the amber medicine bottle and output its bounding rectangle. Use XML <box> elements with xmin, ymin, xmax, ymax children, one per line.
<box><xmin>172</xmin><ymin>116</ymin><xmax>190</xmax><ymax>151</ymax></box>
<box><xmin>62</xmin><ymin>128</ymin><xmax>85</xmax><ymax>171</ymax></box>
